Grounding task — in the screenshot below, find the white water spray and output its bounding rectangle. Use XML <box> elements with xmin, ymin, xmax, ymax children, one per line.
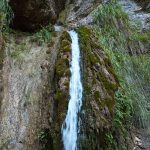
<box><xmin>62</xmin><ymin>30</ymin><xmax>83</xmax><ymax>150</ymax></box>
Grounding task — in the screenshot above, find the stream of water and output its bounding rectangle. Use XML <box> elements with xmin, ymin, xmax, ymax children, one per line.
<box><xmin>62</xmin><ymin>30</ymin><xmax>83</xmax><ymax>150</ymax></box>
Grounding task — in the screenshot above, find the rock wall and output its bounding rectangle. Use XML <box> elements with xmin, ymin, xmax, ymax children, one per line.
<box><xmin>49</xmin><ymin>31</ymin><xmax>71</xmax><ymax>150</ymax></box>
<box><xmin>1</xmin><ymin>0</ymin><xmax>149</xmax><ymax>149</ymax></box>
<box><xmin>9</xmin><ymin>0</ymin><xmax>67</xmax><ymax>31</ymax></box>
<box><xmin>0</xmin><ymin>31</ymin><xmax>60</xmax><ymax>149</ymax></box>
<box><xmin>58</xmin><ymin>0</ymin><xmax>102</xmax><ymax>26</ymax></box>
<box><xmin>135</xmin><ymin>0</ymin><xmax>150</xmax><ymax>12</ymax></box>
<box><xmin>77</xmin><ymin>27</ymin><xmax>119</xmax><ymax>149</ymax></box>
<box><xmin>0</xmin><ymin>21</ymin><xmax>4</xmax><ymax>131</ymax></box>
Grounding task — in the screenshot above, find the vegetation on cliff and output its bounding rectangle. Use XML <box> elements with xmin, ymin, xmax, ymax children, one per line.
<box><xmin>0</xmin><ymin>0</ymin><xmax>149</xmax><ymax>149</ymax></box>
<box><xmin>77</xmin><ymin>26</ymin><xmax>119</xmax><ymax>150</ymax></box>
<box><xmin>93</xmin><ymin>1</ymin><xmax>150</xmax><ymax>149</ymax></box>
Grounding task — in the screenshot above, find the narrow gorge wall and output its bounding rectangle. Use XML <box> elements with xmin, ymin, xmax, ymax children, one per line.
<box><xmin>0</xmin><ymin>31</ymin><xmax>60</xmax><ymax>149</ymax></box>
<box><xmin>0</xmin><ymin>0</ymin><xmax>150</xmax><ymax>149</ymax></box>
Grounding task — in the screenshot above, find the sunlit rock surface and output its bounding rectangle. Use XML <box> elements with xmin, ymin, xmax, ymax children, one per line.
<box><xmin>118</xmin><ymin>0</ymin><xmax>150</xmax><ymax>30</ymax></box>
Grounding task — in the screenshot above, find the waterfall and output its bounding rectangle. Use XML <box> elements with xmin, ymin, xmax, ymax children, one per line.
<box><xmin>62</xmin><ymin>30</ymin><xmax>83</xmax><ymax>150</ymax></box>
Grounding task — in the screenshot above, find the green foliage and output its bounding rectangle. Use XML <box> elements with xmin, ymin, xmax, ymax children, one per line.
<box><xmin>0</xmin><ymin>0</ymin><xmax>12</xmax><ymax>27</ymax></box>
<box><xmin>38</xmin><ymin>131</ymin><xmax>48</xmax><ymax>141</ymax></box>
<box><xmin>105</xmin><ymin>132</ymin><xmax>118</xmax><ymax>150</ymax></box>
<box><xmin>31</xmin><ymin>25</ymin><xmax>52</xmax><ymax>45</ymax></box>
<box><xmin>93</xmin><ymin>0</ymin><xmax>150</xmax><ymax>148</ymax></box>
<box><xmin>55</xmin><ymin>58</ymin><xmax>70</xmax><ymax>77</ymax></box>
<box><xmin>93</xmin><ymin>1</ymin><xmax>128</xmax><ymax>28</ymax></box>
<box><xmin>54</xmin><ymin>90</ymin><xmax>66</xmax><ymax>103</ymax></box>
<box><xmin>114</xmin><ymin>89</ymin><xmax>132</xmax><ymax>127</ymax></box>
<box><xmin>38</xmin><ymin>129</ymin><xmax>52</xmax><ymax>150</ymax></box>
<box><xmin>10</xmin><ymin>42</ymin><xmax>28</xmax><ymax>59</ymax></box>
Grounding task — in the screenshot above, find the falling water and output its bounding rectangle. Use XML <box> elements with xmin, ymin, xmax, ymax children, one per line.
<box><xmin>62</xmin><ymin>30</ymin><xmax>83</xmax><ymax>150</ymax></box>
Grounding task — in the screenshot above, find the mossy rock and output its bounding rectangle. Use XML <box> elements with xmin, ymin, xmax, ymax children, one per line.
<box><xmin>61</xmin><ymin>31</ymin><xmax>71</xmax><ymax>42</ymax></box>
<box><xmin>55</xmin><ymin>58</ymin><xmax>69</xmax><ymax>77</ymax></box>
<box><xmin>98</xmin><ymin>72</ymin><xmax>118</xmax><ymax>95</ymax></box>
<box><xmin>94</xmin><ymin>91</ymin><xmax>101</xmax><ymax>101</ymax></box>
<box><xmin>62</xmin><ymin>45</ymin><xmax>71</xmax><ymax>52</ymax></box>
<box><xmin>77</xmin><ymin>27</ymin><xmax>91</xmax><ymax>42</ymax></box>
<box><xmin>61</xmin><ymin>40</ymin><xmax>70</xmax><ymax>48</ymax></box>
<box><xmin>77</xmin><ymin>26</ymin><xmax>119</xmax><ymax>149</ymax></box>
<box><xmin>54</xmin><ymin>90</ymin><xmax>67</xmax><ymax>103</ymax></box>
<box><xmin>88</xmin><ymin>53</ymin><xmax>99</xmax><ymax>65</ymax></box>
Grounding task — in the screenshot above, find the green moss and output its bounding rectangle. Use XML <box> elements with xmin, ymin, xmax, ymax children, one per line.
<box><xmin>105</xmin><ymin>97</ymin><xmax>115</xmax><ymax>114</ymax></box>
<box><xmin>88</xmin><ymin>53</ymin><xmax>99</xmax><ymax>65</ymax></box>
<box><xmin>84</xmin><ymin>83</ymin><xmax>91</xmax><ymax>94</ymax></box>
<box><xmin>94</xmin><ymin>91</ymin><xmax>101</xmax><ymax>101</ymax></box>
<box><xmin>92</xmin><ymin>74</ymin><xmax>97</xmax><ymax>85</ymax></box>
<box><xmin>62</xmin><ymin>45</ymin><xmax>71</xmax><ymax>52</ymax></box>
<box><xmin>59</xmin><ymin>33</ymin><xmax>71</xmax><ymax>53</ymax></box>
<box><xmin>54</xmin><ymin>90</ymin><xmax>67</xmax><ymax>103</ymax></box>
<box><xmin>77</xmin><ymin>27</ymin><xmax>91</xmax><ymax>43</ymax></box>
<box><xmin>98</xmin><ymin>72</ymin><xmax>118</xmax><ymax>95</ymax></box>
<box><xmin>64</xmin><ymin>80</ymin><xmax>69</xmax><ymax>87</ymax></box>
<box><xmin>55</xmin><ymin>58</ymin><xmax>69</xmax><ymax>77</ymax></box>
<box><xmin>77</xmin><ymin>26</ymin><xmax>121</xmax><ymax>150</ymax></box>
<box><xmin>91</xmin><ymin>42</ymin><xmax>100</xmax><ymax>49</ymax></box>
<box><xmin>10</xmin><ymin>42</ymin><xmax>29</xmax><ymax>60</ymax></box>
<box><xmin>61</xmin><ymin>31</ymin><xmax>71</xmax><ymax>42</ymax></box>
<box><xmin>61</xmin><ymin>40</ymin><xmax>70</xmax><ymax>48</ymax></box>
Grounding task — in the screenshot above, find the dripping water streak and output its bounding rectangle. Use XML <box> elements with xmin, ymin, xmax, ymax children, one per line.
<box><xmin>62</xmin><ymin>30</ymin><xmax>83</xmax><ymax>150</ymax></box>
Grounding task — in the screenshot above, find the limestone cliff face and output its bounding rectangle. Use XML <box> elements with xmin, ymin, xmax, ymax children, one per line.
<box><xmin>9</xmin><ymin>0</ymin><xmax>102</xmax><ymax>31</ymax></box>
<box><xmin>0</xmin><ymin>28</ymin><xmax>72</xmax><ymax>149</ymax></box>
<box><xmin>0</xmin><ymin>32</ymin><xmax>59</xmax><ymax>149</ymax></box>
<box><xmin>58</xmin><ymin>0</ymin><xmax>102</xmax><ymax>27</ymax></box>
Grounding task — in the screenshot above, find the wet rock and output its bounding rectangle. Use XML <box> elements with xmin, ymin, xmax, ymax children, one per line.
<box><xmin>77</xmin><ymin>27</ymin><xmax>118</xmax><ymax>149</ymax></box>
<box><xmin>50</xmin><ymin>31</ymin><xmax>71</xmax><ymax>150</ymax></box>
<box><xmin>134</xmin><ymin>137</ymin><xmax>142</xmax><ymax>146</ymax></box>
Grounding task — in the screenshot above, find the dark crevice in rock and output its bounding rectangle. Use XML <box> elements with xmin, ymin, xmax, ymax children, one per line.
<box><xmin>9</xmin><ymin>0</ymin><xmax>67</xmax><ymax>32</ymax></box>
<box><xmin>134</xmin><ymin>0</ymin><xmax>150</xmax><ymax>12</ymax></box>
